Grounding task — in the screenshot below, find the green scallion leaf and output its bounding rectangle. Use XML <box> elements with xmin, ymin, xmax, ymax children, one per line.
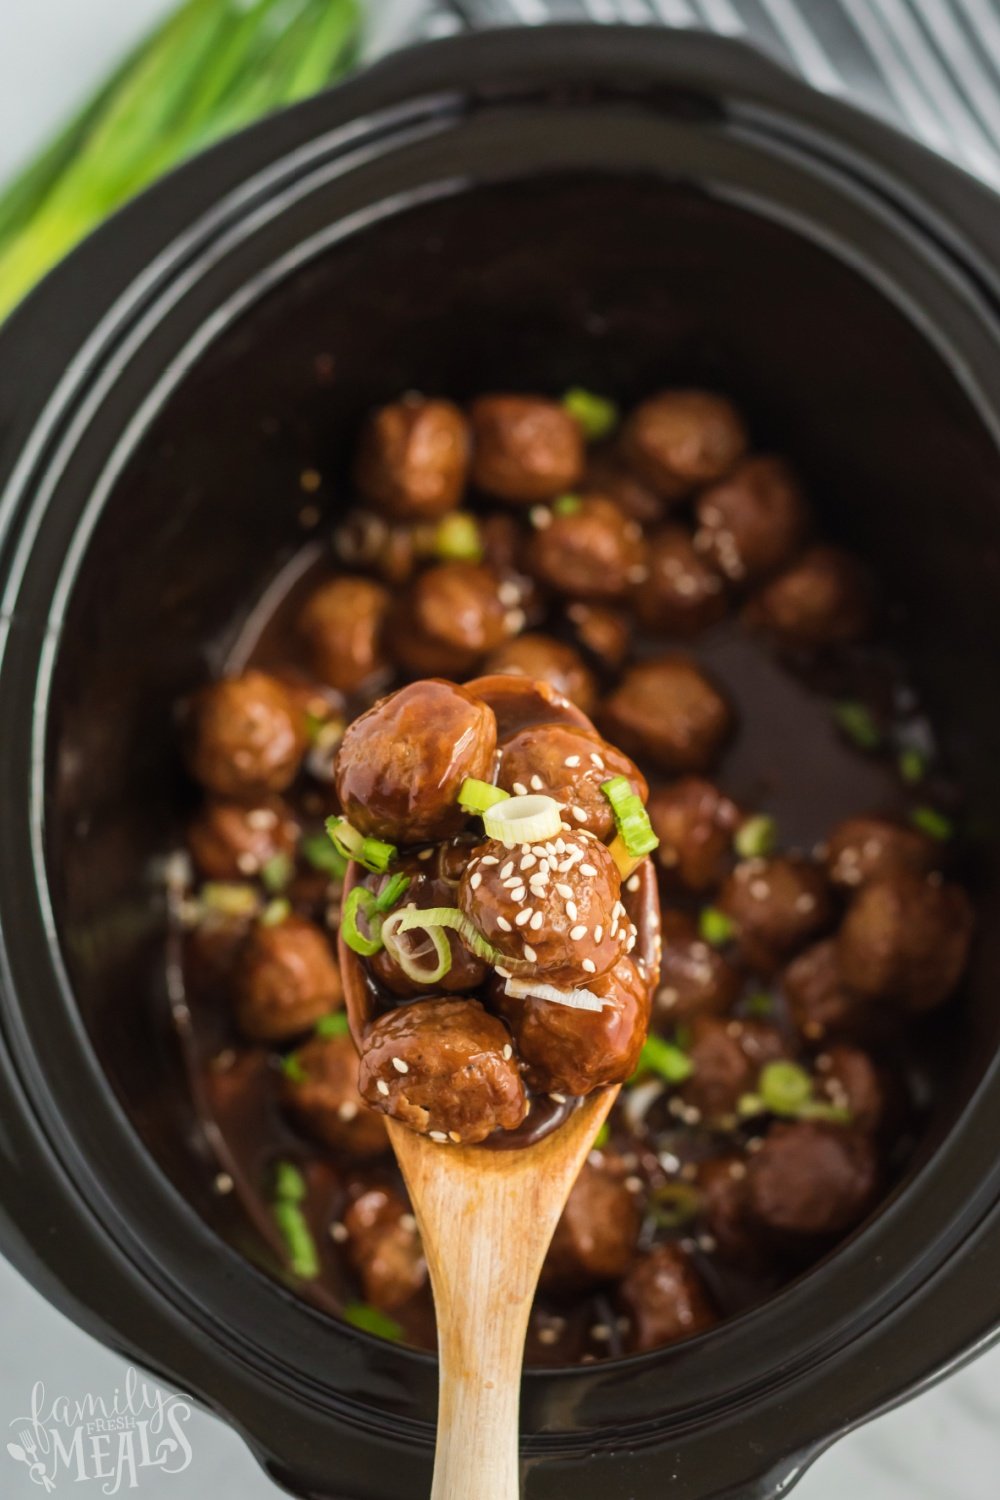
<box><xmin>758</xmin><ymin>1061</ymin><xmax>812</xmax><ymax>1116</ymax></box>
<box><xmin>734</xmin><ymin>814</ymin><xmax>777</xmax><ymax>860</ymax></box>
<box><xmin>699</xmin><ymin>906</ymin><xmax>735</xmax><ymax>948</ymax></box>
<box><xmin>898</xmin><ymin>747</ymin><xmax>928</xmax><ymax>785</ymax></box>
<box><xmin>458</xmin><ymin>778</ymin><xmax>510</xmax><ymax>815</ymax></box>
<box><xmin>282</xmin><ymin>1053</ymin><xmax>308</xmax><ymax>1085</ymax></box>
<box><xmin>274</xmin><ymin>1160</ymin><xmax>307</xmax><ymax>1204</ymax></box>
<box><xmin>300</xmin><ymin>832</ymin><xmax>348</xmax><ymax>878</ymax></box>
<box><xmin>260</xmin><ymin>897</ymin><xmax>291</xmax><ymax>927</ymax></box>
<box><xmin>273</xmin><ymin>1201</ymin><xmax>320</xmax><ymax>1280</ymax></box>
<box><xmin>315</xmin><ymin>1012</ymin><xmax>350</xmax><ymax>1039</ymax></box>
<box><xmin>434</xmin><ymin>512</ymin><xmax>483</xmax><ymax>563</ymax></box>
<box><xmin>833</xmin><ymin>700</ymin><xmax>882</xmax><ymax>752</ymax></box>
<box><xmin>261</xmin><ymin>851</ymin><xmax>295</xmax><ymax>894</ymax></box>
<box><xmin>601</xmin><ymin>776</ymin><xmax>659</xmax><ymax>859</ymax></box>
<box><xmin>562</xmin><ymin>388</ymin><xmax>620</xmax><ymax>442</ymax></box>
<box><xmin>649</xmin><ymin>1181</ymin><xmax>702</xmax><ymax>1229</ymax></box>
<box><xmin>632</xmin><ymin>1034</ymin><xmax>694</xmax><ymax>1085</ymax></box>
<box><xmin>743</xmin><ymin>991</ymin><xmax>775</xmax><ymax>1018</ymax></box>
<box><xmin>553</xmin><ymin>493</ymin><xmax>583</xmax><ymax>517</ymax></box>
<box><xmin>343</xmin><ymin>1301</ymin><xmax>404</xmax><ymax>1341</ymax></box>
<box><xmin>325</xmin><ymin>816</ymin><xmax>396</xmax><ymax>874</ymax></box>
<box><xmin>909</xmin><ymin>806</ymin><xmax>953</xmax><ymax>841</ymax></box>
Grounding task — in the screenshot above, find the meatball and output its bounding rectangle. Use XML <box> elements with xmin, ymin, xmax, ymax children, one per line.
<box><xmin>296</xmin><ymin>576</ymin><xmax>391</xmax><ymax>695</ymax></box>
<box><xmin>542</xmin><ymin>1161</ymin><xmax>641</xmax><ymax>1290</ymax></box>
<box><xmin>680</xmin><ymin>1015</ymin><xmax>787</xmax><ymax>1121</ymax></box>
<box><xmin>824</xmin><ymin>816</ymin><xmax>939</xmax><ymax>892</ymax></box>
<box><xmin>334</xmin><ymin>508</ymin><xmax>421</xmax><ymax>585</ymax></box>
<box><xmin>746</xmin><ymin>1121</ymin><xmax>878</xmax><ymax>1238</ymax></box>
<box><xmin>483</xmin><ymin>634</ymin><xmax>598</xmax><ymax>716</ymax></box>
<box><xmin>281</xmin><ymin>1032</ymin><xmax>389</xmax><ymax>1158</ymax></box>
<box><xmin>622</xmin><ymin>390</ymin><xmax>747</xmax><ymax>500</ymax></box>
<box><xmin>648</xmin><ymin>777</ymin><xmax>742</xmax><ymax>893</ymax></box>
<box><xmin>655</xmin><ymin>911</ymin><xmax>742</xmax><ymax>1024</ymax></box>
<box><xmin>694</xmin><ymin>457</ymin><xmax>809</xmax><ymax>583</ymax></box>
<box><xmin>837</xmin><ymin>872</ymin><xmax>973</xmax><ymax>1011</ymax></box>
<box><xmin>459</xmin><ymin>832</ymin><xmax>633</xmax><ymax>987</ymax></box>
<box><xmin>525</xmin><ymin>494</ymin><xmax>643</xmax><ymax>601</ymax></box>
<box><xmin>187</xmin><ymin>797</ymin><xmax>299</xmax><ymax>881</ymax></box>
<box><xmin>696</xmin><ymin>1157</ymin><xmax>764</xmax><ymax>1266</ymax></box>
<box><xmin>747</xmin><ymin>546</ymin><xmax>871</xmax><ymax>647</ymax></box>
<box><xmin>584</xmin><ymin>445</ymin><xmax>664</xmax><ymax>523</ymax></box>
<box><xmin>390</xmin><ymin>562</ymin><xmax>514</xmax><ymax>678</ymax></box>
<box><xmin>187</xmin><ymin>671</ymin><xmax>308</xmax><ymax>799</ymax></box>
<box><xmin>815</xmin><ymin>1045</ymin><xmax>895</xmax><ymax>1138</ymax></box>
<box><xmin>369</xmin><ymin>854</ymin><xmax>488</xmax><ymax>998</ymax></box>
<box><xmin>354</xmin><ymin>396</ymin><xmax>469</xmax><ymax>520</ymax></box>
<box><xmin>718</xmin><ymin>856</ymin><xmax>832</xmax><ymax>971</ymax></box>
<box><xmin>495</xmin><ymin>957</ymin><xmax>650</xmax><ymax>1097</ymax></box>
<box><xmin>782</xmin><ymin>940</ymin><xmax>874</xmax><ymax>1043</ymax></box>
<box><xmin>334</xmin><ymin>680</ymin><xmax>497</xmax><ymax>845</ymax></box>
<box><xmin>636</xmin><ymin>526</ymin><xmax>730</xmax><ymax>637</ymax></box>
<box><xmin>343</xmin><ymin>1185</ymin><xmax>427</xmax><ymax>1311</ymax></box>
<box><xmin>601</xmin><ymin>656</ymin><xmax>733</xmax><ymax>774</ymax></box>
<box><xmin>566</xmin><ymin>601</ymin><xmax>630</xmax><ymax>672</ymax></box>
<box><xmin>470</xmin><ymin>395</ymin><xmax>584</xmax><ymax>503</ymax></box>
<box><xmin>234</xmin><ymin>915</ymin><xmax>343</xmax><ymax>1041</ymax></box>
<box><xmin>496</xmin><ymin>723</ymin><xmax>647</xmax><ymax>842</ymax></box>
<box><xmin>358</xmin><ymin>998</ymin><xmax>527</xmax><ymax>1145</ymax></box>
<box><xmin>617</xmin><ymin>1244</ymin><xmax>717</xmax><ymax>1352</ymax></box>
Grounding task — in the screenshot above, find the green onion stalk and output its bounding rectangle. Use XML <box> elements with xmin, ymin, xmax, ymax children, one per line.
<box><xmin>0</xmin><ymin>0</ymin><xmax>363</xmax><ymax>323</ymax></box>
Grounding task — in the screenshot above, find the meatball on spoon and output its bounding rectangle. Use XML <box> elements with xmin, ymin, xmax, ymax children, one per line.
<box><xmin>337</xmin><ymin>675</ymin><xmax>660</xmax><ymax>1500</ymax></box>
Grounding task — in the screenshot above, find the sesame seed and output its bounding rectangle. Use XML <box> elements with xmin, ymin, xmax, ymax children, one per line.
<box><xmin>497</xmin><ymin>916</ymin><xmax>512</xmax><ymax>932</ymax></box>
<box><xmin>510</xmin><ymin>887</ymin><xmax>526</xmax><ymax>903</ymax></box>
<box><xmin>503</xmin><ymin>876</ymin><xmax>522</xmax><ymax>889</ymax></box>
<box><xmin>449</xmin><ymin>1131</ymin><xmax>463</xmax><ymax>1144</ymax></box>
<box><xmin>624</xmin><ymin>1176</ymin><xmax>643</xmax><ymax>1193</ymax></box>
<box><xmin>565</xmin><ymin>755</ymin><xmax>581</xmax><ymax>768</ymax></box>
<box><xmin>698</xmin><ymin>1233</ymin><xmax>718</xmax><ymax>1254</ymax></box>
<box><xmin>429</xmin><ymin>1130</ymin><xmax>449</xmax><ymax>1142</ymax></box>
<box><xmin>795</xmin><ymin>893</ymin><xmax>817</xmax><ymax>913</ymax></box>
<box><xmin>530</xmin><ymin>774</ymin><xmax>545</xmax><ymax>791</ymax></box>
<box><xmin>481</xmin><ymin>855</ymin><xmax>498</xmax><ymax>866</ymax></box>
<box><xmin>729</xmin><ymin>1161</ymin><xmax>748</xmax><ymax>1180</ymax></box>
<box><xmin>530</xmin><ymin>911</ymin><xmax>544</xmax><ymax>930</ymax></box>
<box><xmin>418</xmin><ymin>847</ymin><xmax>434</xmax><ymax>861</ymax></box>
<box><xmin>236</xmin><ymin>852</ymin><xmax>259</xmax><ymax>874</ymax></box>
<box><xmin>246</xmin><ymin>808</ymin><xmax>277</xmax><ymax>830</ymax></box>
<box><xmin>521</xmin><ymin>854</ymin><xmax>537</xmax><ymax>870</ymax></box>
<box><xmin>580</xmin><ymin>863</ymin><xmax>598</xmax><ymax>877</ymax></box>
<box><xmin>556</xmin><ymin>883</ymin><xmax>574</xmax><ymax>899</ymax></box>
<box><xmin>570</xmin><ymin>924</ymin><xmax>587</xmax><ymax>940</ymax></box>
<box><xmin>503</xmin><ymin>1044</ymin><xmax>513</xmax><ymax>1060</ymax></box>
<box><xmin>400</xmin><ymin>1213</ymin><xmax>417</xmax><ymax>1233</ymax></box>
<box><xmin>512</xmin><ymin>782</ymin><xmax>528</xmax><ymax>797</ymax></box>
<box><xmin>594</xmin><ymin>925</ymin><xmax>603</xmax><ymax>942</ymax></box>
<box><xmin>590</xmin><ymin>1323</ymin><xmax>612</xmax><ymax>1342</ymax></box>
<box><xmin>338</xmin><ymin>1101</ymin><xmax>358</xmax><ymax>1121</ymax></box>
<box><xmin>538</xmin><ymin>1327</ymin><xmax>558</xmax><ymax>1345</ymax></box>
<box><xmin>392</xmin><ymin>1057</ymin><xmax>409</xmax><ymax>1074</ymax></box>
<box><xmin>377</xmin><ymin>1080</ymin><xmax>390</xmax><ymax>1096</ymax></box>
<box><xmin>582</xmin><ymin>958</ymin><xmax>596</xmax><ymax>973</ymax></box>
<box><xmin>524</xmin><ymin>944</ymin><xmax>538</xmax><ymax>962</ymax></box>
<box><xmin>589</xmin><ymin>753</ymin><xmax>605</xmax><ymax>769</ymax></box>
<box><xmin>626</xmin><ymin>874</ymin><xmax>641</xmax><ymax>893</ymax></box>
<box><xmin>501</xmin><ymin>861</ymin><xmax>514</xmax><ymax>879</ymax></box>
<box><xmin>571</xmin><ymin>806</ymin><xmax>588</xmax><ymax>823</ymax></box>
<box><xmin>566</xmin><ymin>900</ymin><xmax>578</xmax><ymax>921</ymax></box>
<box><xmin>531</xmin><ymin>505</ymin><xmax>552</xmax><ymax>529</ymax></box>
<box><xmin>515</xmin><ymin>908</ymin><xmax>533</xmax><ymax>926</ymax></box>
<box><xmin>496</xmin><ymin>966</ymin><xmax>512</xmax><ymax>978</ymax></box>
<box><xmin>470</xmin><ymin>872</ymin><xmax>482</xmax><ymax>890</ymax></box>
<box><xmin>498</xmin><ymin>580</ymin><xmax>520</xmax><ymax>606</ymax></box>
<box><xmin>749</xmin><ymin>879</ymin><xmax>770</xmax><ymax>901</ymax></box>
<box><xmin>330</xmin><ymin>1221</ymin><xmax>349</xmax><ymax>1243</ymax></box>
<box><xmin>214</xmin><ymin>1172</ymin><xmax>234</xmax><ymax>1195</ymax></box>
<box><xmin>549</xmin><ymin>1093</ymin><xmax>567</xmax><ymax>1104</ymax></box>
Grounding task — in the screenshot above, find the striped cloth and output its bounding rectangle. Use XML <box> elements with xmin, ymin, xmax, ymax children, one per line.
<box><xmin>413</xmin><ymin>0</ymin><xmax>1000</xmax><ymax>188</ymax></box>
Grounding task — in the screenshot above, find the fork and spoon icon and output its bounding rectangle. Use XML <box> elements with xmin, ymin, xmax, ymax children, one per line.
<box><xmin>6</xmin><ymin>1431</ymin><xmax>56</xmax><ymax>1491</ymax></box>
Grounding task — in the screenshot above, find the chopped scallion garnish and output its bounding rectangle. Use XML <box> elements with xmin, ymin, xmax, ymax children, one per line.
<box><xmin>833</xmin><ymin>700</ymin><xmax>882</xmax><ymax>751</ymax></box>
<box><xmin>315</xmin><ymin>1012</ymin><xmax>350</xmax><ymax>1039</ymax></box>
<box><xmin>274</xmin><ymin>1160</ymin><xmax>307</xmax><ymax>1204</ymax></box>
<box><xmin>483</xmin><ymin>794</ymin><xmax>564</xmax><ymax>847</ymax></box>
<box><xmin>325</xmin><ymin>816</ymin><xmax>396</xmax><ymax>874</ymax></box>
<box><xmin>434</xmin><ymin>512</ymin><xmax>483</xmax><ymax>562</ymax></box>
<box><xmin>632</xmin><ymin>1034</ymin><xmax>694</xmax><ymax>1085</ymax></box>
<box><xmin>562</xmin><ymin>388</ymin><xmax>620</xmax><ymax>442</ymax></box>
<box><xmin>382</xmin><ymin>908</ymin><xmax>453</xmax><ymax>986</ymax></box>
<box><xmin>343</xmin><ymin>1301</ymin><xmax>403</xmax><ymax>1341</ymax></box>
<box><xmin>601</xmin><ymin>776</ymin><xmax>659</xmax><ymax>860</ymax></box>
<box><xmin>650</xmin><ymin>1181</ymin><xmax>701</xmax><ymax>1229</ymax></box>
<box><xmin>743</xmin><ymin>991</ymin><xmax>775</xmax><ymax>1018</ymax></box>
<box><xmin>458</xmin><ymin>778</ymin><xmax>510</xmax><ymax>815</ymax></box>
<box><xmin>699</xmin><ymin>906</ymin><xmax>735</xmax><ymax>948</ymax></box>
<box><xmin>758</xmin><ymin>1061</ymin><xmax>812</xmax><ymax>1116</ymax></box>
<box><xmin>261</xmin><ymin>851</ymin><xmax>295</xmax><ymax>894</ymax></box>
<box><xmin>260</xmin><ymin>898</ymin><xmax>291</xmax><ymax>927</ymax></box>
<box><xmin>200</xmin><ymin>882</ymin><xmax>260</xmax><ymax>919</ymax></box>
<box><xmin>553</xmin><ymin>493</ymin><xmax>583</xmax><ymax>516</ymax></box>
<box><xmin>341</xmin><ymin>888</ymin><xmax>385</xmax><ymax>957</ymax></box>
<box><xmin>282</xmin><ymin>1053</ymin><xmax>308</xmax><ymax>1085</ymax></box>
<box><xmin>898</xmin><ymin>747</ymin><xmax>927</xmax><ymax>785</ymax></box>
<box><xmin>300</xmin><ymin>833</ymin><xmax>348</xmax><ymax>878</ymax></box>
<box><xmin>909</xmin><ymin>805</ymin><xmax>953</xmax><ymax>841</ymax></box>
<box><xmin>734</xmin><ymin>814</ymin><xmax>777</xmax><ymax>860</ymax></box>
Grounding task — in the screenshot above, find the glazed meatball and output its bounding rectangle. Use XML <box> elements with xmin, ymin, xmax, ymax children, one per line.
<box><xmin>622</xmin><ymin>390</ymin><xmax>748</xmax><ymax>500</ymax></box>
<box><xmin>601</xmin><ymin>656</ymin><xmax>733</xmax><ymax>774</ymax></box>
<box><xmin>368</xmin><ymin>855</ymin><xmax>488</xmax><ymax>998</ymax></box>
<box><xmin>495</xmin><ymin>957</ymin><xmax>650</xmax><ymax>1097</ymax></box>
<box><xmin>542</xmin><ymin>1161</ymin><xmax>641</xmax><ymax>1290</ymax></box>
<box><xmin>334</xmin><ymin>509</ymin><xmax>421</xmax><ymax>585</ymax></box>
<box><xmin>525</xmin><ymin>494</ymin><xmax>643</xmax><ymax>601</ymax></box>
<box><xmin>680</xmin><ymin>1015</ymin><xmax>787</xmax><ymax>1121</ymax></box>
<box><xmin>747</xmin><ymin>546</ymin><xmax>871</xmax><ymax>647</ymax></box>
<box><xmin>618</xmin><ymin>1244</ymin><xmax>717</xmax><ymax>1352</ymax></box>
<box><xmin>281</xmin><ymin>1032</ymin><xmax>389</xmax><ymax>1158</ymax></box>
<box><xmin>648</xmin><ymin>778</ymin><xmax>742</xmax><ymax>893</ymax></box>
<box><xmin>824</xmin><ymin>816</ymin><xmax>939</xmax><ymax>892</ymax></box>
<box><xmin>354</xmin><ymin>396</ymin><xmax>470</xmax><ymax>520</ymax></box>
<box><xmin>584</xmin><ymin>445</ymin><xmax>664</xmax><ymax>523</ymax></box>
<box><xmin>390</xmin><ymin>562</ymin><xmax>514</xmax><ymax>678</ymax></box>
<box><xmin>483</xmin><ymin>634</ymin><xmax>598</xmax><ymax>716</ymax></box>
<box><xmin>718</xmin><ymin>857</ymin><xmax>833</xmax><ymax>971</ymax></box>
<box><xmin>782</xmin><ymin>940</ymin><xmax>874</xmax><ymax>1043</ymax></box>
<box><xmin>358</xmin><ymin>998</ymin><xmax>527</xmax><ymax>1145</ymax></box>
<box><xmin>187</xmin><ymin>671</ymin><xmax>307</xmax><ymax>799</ymax></box>
<box><xmin>815</xmin><ymin>1045</ymin><xmax>894</xmax><ymax>1138</ymax></box>
<box><xmin>746</xmin><ymin>1121</ymin><xmax>878</xmax><ymax>1238</ymax></box>
<box><xmin>655</xmin><ymin>911</ymin><xmax>742</xmax><ymax>1024</ymax></box>
<box><xmin>470</xmin><ymin>395</ymin><xmax>584</xmax><ymax>503</ymax></box>
<box><xmin>234</xmin><ymin>915</ymin><xmax>342</xmax><ymax>1041</ymax></box>
<box><xmin>696</xmin><ymin>1157</ymin><xmax>764</xmax><ymax>1266</ymax></box>
<box><xmin>343</xmin><ymin>1185</ymin><xmax>427</xmax><ymax>1310</ymax></box>
<box><xmin>496</xmin><ymin>723</ymin><xmax>647</xmax><ymax>842</ymax></box>
<box><xmin>694</xmin><ymin>457</ymin><xmax>809</xmax><ymax>584</ymax></box>
<box><xmin>837</xmin><ymin>872</ymin><xmax>973</xmax><ymax>1011</ymax></box>
<box><xmin>334</xmin><ymin>680</ymin><xmax>497</xmax><ymax>845</ymax></box>
<box><xmin>297</xmin><ymin>576</ymin><xmax>391</xmax><ymax>695</ymax></box>
<box><xmin>637</xmin><ymin>526</ymin><xmax>729</xmax><ymax>637</ymax></box>
<box><xmin>566</xmin><ymin>601</ymin><xmax>630</xmax><ymax>672</ymax></box>
<box><xmin>187</xmin><ymin>797</ymin><xmax>299</xmax><ymax>880</ymax></box>
<box><xmin>459</xmin><ymin>832</ymin><xmax>633</xmax><ymax>987</ymax></box>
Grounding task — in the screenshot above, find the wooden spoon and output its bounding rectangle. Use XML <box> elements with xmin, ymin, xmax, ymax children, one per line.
<box><xmin>339</xmin><ymin>677</ymin><xmax>661</xmax><ymax>1500</ymax></box>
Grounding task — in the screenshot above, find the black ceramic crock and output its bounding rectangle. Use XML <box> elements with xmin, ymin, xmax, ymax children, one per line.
<box><xmin>3</xmin><ymin>24</ymin><xmax>1000</xmax><ymax>1500</ymax></box>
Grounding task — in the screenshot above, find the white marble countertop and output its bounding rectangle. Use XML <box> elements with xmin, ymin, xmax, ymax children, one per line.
<box><xmin>2</xmin><ymin>3</ymin><xmax>999</xmax><ymax>1497</ymax></box>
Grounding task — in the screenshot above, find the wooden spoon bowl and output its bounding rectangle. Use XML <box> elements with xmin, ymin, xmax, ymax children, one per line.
<box><xmin>338</xmin><ymin>676</ymin><xmax>661</xmax><ymax>1499</ymax></box>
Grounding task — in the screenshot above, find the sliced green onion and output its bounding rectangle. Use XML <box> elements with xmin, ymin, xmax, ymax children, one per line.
<box><xmin>315</xmin><ymin>1012</ymin><xmax>350</xmax><ymax>1039</ymax></box>
<box><xmin>325</xmin><ymin>816</ymin><xmax>396</xmax><ymax>874</ymax></box>
<box><xmin>300</xmin><ymin>833</ymin><xmax>348</xmax><ymax>878</ymax></box>
<box><xmin>909</xmin><ymin>806</ymin><xmax>953</xmax><ymax>841</ymax></box>
<box><xmin>699</xmin><ymin>906</ymin><xmax>735</xmax><ymax>948</ymax></box>
<box><xmin>341</xmin><ymin>888</ymin><xmax>384</xmax><ymax>957</ymax></box>
<box><xmin>274</xmin><ymin>1201</ymin><xmax>320</xmax><ymax>1280</ymax></box>
<box><xmin>343</xmin><ymin>1302</ymin><xmax>403</xmax><ymax>1341</ymax></box>
<box><xmin>274</xmin><ymin>1160</ymin><xmax>307</xmax><ymax>1204</ymax></box>
<box><xmin>898</xmin><ymin>747</ymin><xmax>927</xmax><ymax>785</ymax></box>
<box><xmin>734</xmin><ymin>814</ymin><xmax>777</xmax><ymax>860</ymax></box>
<box><xmin>743</xmin><ymin>991</ymin><xmax>775</xmax><ymax>1018</ymax></box>
<box><xmin>553</xmin><ymin>492</ymin><xmax>583</xmax><ymax>517</ymax></box>
<box><xmin>261</xmin><ymin>851</ymin><xmax>295</xmax><ymax>894</ymax></box>
<box><xmin>758</xmin><ymin>1061</ymin><xmax>814</xmax><ymax>1116</ymax></box>
<box><xmin>601</xmin><ymin>776</ymin><xmax>659</xmax><ymax>858</ymax></box>
<box><xmin>797</xmin><ymin>1100</ymin><xmax>853</xmax><ymax>1124</ymax></box>
<box><xmin>393</xmin><ymin>905</ymin><xmax>514</xmax><ymax>968</ymax></box>
<box><xmin>593</xmin><ymin>1121</ymin><xmax>611</xmax><ymax>1150</ymax></box>
<box><xmin>373</xmin><ymin>872</ymin><xmax>412</xmax><ymax>913</ymax></box>
<box><xmin>633</xmin><ymin>1034</ymin><xmax>694</xmax><ymax>1085</ymax></box>
<box><xmin>260</xmin><ymin>898</ymin><xmax>291</xmax><ymax>927</ymax></box>
<box><xmin>200</xmin><ymin>881</ymin><xmax>261</xmax><ymax>919</ymax></box>
<box><xmin>650</xmin><ymin>1181</ymin><xmax>701</xmax><ymax>1229</ymax></box>
<box><xmin>833</xmin><ymin>700</ymin><xmax>882</xmax><ymax>751</ymax></box>
<box><xmin>483</xmin><ymin>794</ymin><xmax>564</xmax><ymax>847</ymax></box>
<box><xmin>562</xmin><ymin>388</ymin><xmax>619</xmax><ymax>442</ymax></box>
<box><xmin>282</xmin><ymin>1053</ymin><xmax>308</xmax><ymax>1085</ymax></box>
<box><xmin>382</xmin><ymin>907</ymin><xmax>453</xmax><ymax>986</ymax></box>
<box><xmin>434</xmin><ymin>512</ymin><xmax>483</xmax><ymax>563</ymax></box>
<box><xmin>459</xmin><ymin>778</ymin><xmax>510</xmax><ymax>815</ymax></box>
